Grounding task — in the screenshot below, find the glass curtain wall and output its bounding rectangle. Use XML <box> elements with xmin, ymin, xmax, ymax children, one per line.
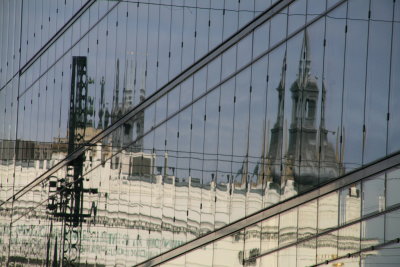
<box><xmin>1</xmin><ymin>0</ymin><xmax>399</xmax><ymax>266</ymax></box>
<box><xmin>158</xmin><ymin>158</ymin><xmax>400</xmax><ymax>267</ymax></box>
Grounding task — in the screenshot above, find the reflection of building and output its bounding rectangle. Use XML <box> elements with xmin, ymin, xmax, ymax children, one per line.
<box><xmin>266</xmin><ymin>31</ymin><xmax>341</xmax><ymax>195</ymax></box>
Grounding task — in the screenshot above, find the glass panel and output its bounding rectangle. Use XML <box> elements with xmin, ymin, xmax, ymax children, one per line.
<box><xmin>146</xmin><ymin>1</ymin><xmax>160</xmax><ymax>97</ymax></box>
<box><xmin>388</xmin><ymin>22</ymin><xmax>400</xmax><ymax>153</ymax></box>
<box><xmin>370</xmin><ymin>0</ymin><xmax>393</xmax><ymax>21</ymax></box>
<box><xmin>157</xmin><ymin>0</ymin><xmax>172</xmax><ymax>89</ymax></box>
<box><xmin>330</xmin><ymin>256</ymin><xmax>360</xmax><ymax>267</ymax></box>
<box><xmin>396</xmin><ymin>0</ymin><xmax>400</xmax><ymax>20</ymax></box>
<box><xmin>169</xmin><ymin>0</ymin><xmax>183</xmax><ymax>80</ymax></box>
<box><xmin>288</xmin><ymin>0</ymin><xmax>306</xmax><ymax>35</ymax></box>
<box><xmin>348</xmin><ymin>0</ymin><xmax>369</xmax><ymax>21</ymax></box>
<box><xmin>301</xmin><ymin>19</ymin><xmax>325</xmax><ymax>192</ymax></box>
<box><xmin>297</xmin><ymin>239</ymin><xmax>316</xmax><ymax>267</ymax></box>
<box><xmin>237</xmin><ymin>33</ymin><xmax>253</xmax><ymax>70</ymax></box>
<box><xmin>278</xmin><ymin>246</ymin><xmax>296</xmax><ymax>266</ymax></box>
<box><xmin>338</xmin><ymin>223</ymin><xmax>360</xmax><ymax>257</ymax></box>
<box><xmin>252</xmin><ymin>22</ymin><xmax>269</xmax><ymax>59</ymax></box>
<box><xmin>160</xmin><ymin>254</ymin><xmax>186</xmax><ymax>267</ymax></box>
<box><xmin>385</xmin><ymin>209</ymin><xmax>400</xmax><ymax>241</ymax></box>
<box><xmin>270</xmin><ymin>8</ymin><xmax>287</xmax><ymax>47</ymax></box>
<box><xmin>193</xmin><ymin>67</ymin><xmax>207</xmax><ymax>100</ymax></box>
<box><xmin>281</xmin><ymin>32</ymin><xmax>302</xmax><ymax>198</ymax></box>
<box><xmin>298</xmin><ymin>200</ymin><xmax>317</xmax><ymax>240</ymax></box>
<box><xmin>339</xmin><ymin>183</ymin><xmax>361</xmax><ymax>225</ymax></box>
<box><xmin>221</xmin><ymin>45</ymin><xmax>237</xmax><ymax>81</ymax></box>
<box><xmin>185</xmin><ymin>243</ymin><xmax>217</xmax><ymax>267</ymax></box>
<box><xmin>361</xmin><ymin>216</ymin><xmax>385</xmax><ymax>250</ymax></box>
<box><xmin>322</xmin><ymin>3</ymin><xmax>346</xmax><ymax>179</ymax></box>
<box><xmin>260</xmin><ymin>215</ymin><xmax>279</xmax><ymax>254</ymax></box>
<box><xmin>213</xmin><ymin>231</ymin><xmax>244</xmax><ymax>267</ymax></box>
<box><xmin>188</xmin><ymin>98</ymin><xmax>205</xmax><ymax>240</ymax></box>
<box><xmin>223</xmin><ymin>0</ymin><xmax>239</xmax><ymax>40</ymax></box>
<box><xmin>362</xmin><ymin>174</ymin><xmax>385</xmax><ymax>216</ymax></box>
<box><xmin>279</xmin><ymin>208</ymin><xmax>298</xmax><ymax>247</ymax></box>
<box><xmin>201</xmin><ymin>88</ymin><xmax>220</xmax><ymax>234</ymax></box>
<box><xmin>231</xmin><ymin>67</ymin><xmax>251</xmax><ymax>221</ymax></box>
<box><xmin>386</xmin><ymin>168</ymin><xmax>400</xmax><ymax>207</ymax></box>
<box><xmin>342</xmin><ymin>7</ymin><xmax>368</xmax><ymax>172</ymax></box>
<box><xmin>363</xmin><ymin>18</ymin><xmax>392</xmax><ymax>164</ymax></box>
<box><xmin>260</xmin><ymin>251</ymin><xmax>277</xmax><ymax>267</ymax></box>
<box><xmin>167</xmin><ymin>86</ymin><xmax>180</xmax><ymax>117</ymax></box>
<box><xmin>361</xmin><ymin>243</ymin><xmax>400</xmax><ymax>267</ymax></box>
<box><xmin>155</xmin><ymin>95</ymin><xmax>167</xmax><ymax>125</ymax></box>
<box><xmin>307</xmin><ymin>0</ymin><xmax>326</xmax><ymax>22</ymax></box>
<box><xmin>238</xmin><ymin>0</ymin><xmax>254</xmax><ymax>28</ymax></box>
<box><xmin>179</xmin><ymin>77</ymin><xmax>193</xmax><ymax>108</ymax></box>
<box><xmin>248</xmin><ymin>56</ymin><xmax>269</xmax><ymax>215</ymax></box>
<box><xmin>264</xmin><ymin>45</ymin><xmax>286</xmax><ymax>207</ymax></box>
<box><xmin>317</xmin><ymin>230</ymin><xmax>338</xmax><ymax>264</ymax></box>
<box><xmin>244</xmin><ymin>223</ymin><xmax>261</xmax><ymax>264</ymax></box>
<box><xmin>182</xmin><ymin>0</ymin><xmax>196</xmax><ymax>70</ymax></box>
<box><xmin>216</xmin><ymin>78</ymin><xmax>234</xmax><ymax>228</ymax></box>
<box><xmin>206</xmin><ymin>56</ymin><xmax>221</xmax><ymax>91</ymax></box>
<box><xmin>194</xmin><ymin>0</ymin><xmax>210</xmax><ymax>61</ymax></box>
<box><xmin>255</xmin><ymin>0</ymin><xmax>273</xmax><ymax>16</ymax></box>
<box><xmin>318</xmin><ymin>192</ymin><xmax>339</xmax><ymax>232</ymax></box>
<box><xmin>209</xmin><ymin>0</ymin><xmax>223</xmax><ymax>51</ymax></box>
<box><xmin>175</xmin><ymin>107</ymin><xmax>191</xmax><ymax>246</ymax></box>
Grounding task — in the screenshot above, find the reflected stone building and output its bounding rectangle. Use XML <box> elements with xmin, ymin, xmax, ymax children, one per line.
<box><xmin>1</xmin><ymin>0</ymin><xmax>400</xmax><ymax>266</ymax></box>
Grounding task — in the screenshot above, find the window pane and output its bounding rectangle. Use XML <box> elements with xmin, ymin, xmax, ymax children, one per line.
<box><xmin>386</xmin><ymin>168</ymin><xmax>400</xmax><ymax>207</ymax></box>
<box><xmin>279</xmin><ymin>208</ymin><xmax>298</xmax><ymax>247</ymax></box>
<box><xmin>362</xmin><ymin>174</ymin><xmax>385</xmax><ymax>216</ymax></box>
<box><xmin>339</xmin><ymin>183</ymin><xmax>361</xmax><ymax>225</ymax></box>
<box><xmin>318</xmin><ymin>192</ymin><xmax>339</xmax><ymax>232</ymax></box>
<box><xmin>361</xmin><ymin>216</ymin><xmax>385</xmax><ymax>250</ymax></box>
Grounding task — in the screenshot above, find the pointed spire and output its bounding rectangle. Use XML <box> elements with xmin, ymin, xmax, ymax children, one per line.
<box><xmin>258</xmin><ymin>120</ymin><xmax>267</xmax><ymax>185</ymax></box>
<box><xmin>122</xmin><ymin>58</ymin><xmax>128</xmax><ymax>109</ymax></box>
<box><xmin>113</xmin><ymin>58</ymin><xmax>120</xmax><ymax>110</ymax></box>
<box><xmin>279</xmin><ymin>52</ymin><xmax>287</xmax><ymax>89</ymax></box>
<box><xmin>298</xmin><ymin>30</ymin><xmax>311</xmax><ymax>89</ymax></box>
<box><xmin>275</xmin><ymin>51</ymin><xmax>287</xmax><ymax>128</ymax></box>
<box><xmin>320</xmin><ymin>81</ymin><xmax>327</xmax><ymax>128</ymax></box>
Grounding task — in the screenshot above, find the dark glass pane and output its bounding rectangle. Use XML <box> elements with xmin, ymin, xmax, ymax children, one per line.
<box><xmin>388</xmin><ymin>23</ymin><xmax>400</xmax><ymax>154</ymax></box>
<box><xmin>157</xmin><ymin>1</ymin><xmax>172</xmax><ymax>89</ymax></box>
<box><xmin>341</xmin><ymin>15</ymin><xmax>368</xmax><ymax>172</ymax></box>
<box><xmin>362</xmin><ymin>174</ymin><xmax>385</xmax><ymax>216</ymax></box>
<box><xmin>322</xmin><ymin>3</ymin><xmax>346</xmax><ymax>180</ymax></box>
<box><xmin>252</xmin><ymin>21</ymin><xmax>270</xmax><ymax>59</ymax></box>
<box><xmin>386</xmin><ymin>168</ymin><xmax>400</xmax><ymax>207</ymax></box>
<box><xmin>385</xmin><ymin>209</ymin><xmax>400</xmax><ymax>241</ymax></box>
<box><xmin>361</xmin><ymin>216</ymin><xmax>384</xmax><ymax>250</ymax></box>
<box><xmin>288</xmin><ymin>0</ymin><xmax>306</xmax><ymax>35</ymax></box>
<box><xmin>265</xmin><ymin>45</ymin><xmax>286</xmax><ymax>206</ymax></box>
<box><xmin>364</xmin><ymin>20</ymin><xmax>392</xmax><ymax>164</ymax></box>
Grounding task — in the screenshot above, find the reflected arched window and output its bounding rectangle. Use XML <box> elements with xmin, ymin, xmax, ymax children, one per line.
<box><xmin>305</xmin><ymin>99</ymin><xmax>316</xmax><ymax>119</ymax></box>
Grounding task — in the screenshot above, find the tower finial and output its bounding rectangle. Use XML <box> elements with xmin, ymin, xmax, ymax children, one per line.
<box><xmin>298</xmin><ymin>30</ymin><xmax>311</xmax><ymax>89</ymax></box>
